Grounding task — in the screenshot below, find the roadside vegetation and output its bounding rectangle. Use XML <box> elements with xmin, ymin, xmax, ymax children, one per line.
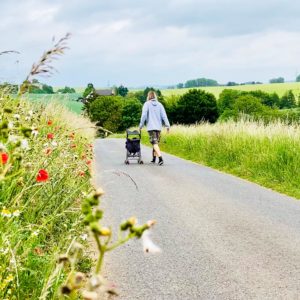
<box><xmin>142</xmin><ymin>121</ymin><xmax>300</xmax><ymax>199</ymax></box>
<box><xmin>0</xmin><ymin>97</ymin><xmax>95</xmax><ymax>299</ymax></box>
<box><xmin>1</xmin><ymin>34</ymin><xmax>159</xmax><ymax>299</ymax></box>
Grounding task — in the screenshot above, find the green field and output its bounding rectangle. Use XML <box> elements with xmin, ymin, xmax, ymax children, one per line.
<box><xmin>22</xmin><ymin>93</ymin><xmax>84</xmax><ymax>114</ymax></box>
<box><xmin>162</xmin><ymin>82</ymin><xmax>300</xmax><ymax>98</ymax></box>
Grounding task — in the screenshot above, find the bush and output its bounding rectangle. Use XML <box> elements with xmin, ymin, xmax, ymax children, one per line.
<box><xmin>175</xmin><ymin>89</ymin><xmax>218</xmax><ymax>124</ymax></box>
<box><xmin>164</xmin><ymin>95</ymin><xmax>181</xmax><ymax>124</ymax></box>
<box><xmin>89</xmin><ymin>96</ymin><xmax>123</xmax><ymax>132</ymax></box>
<box><xmin>120</xmin><ymin>98</ymin><xmax>142</xmax><ymax>130</ymax></box>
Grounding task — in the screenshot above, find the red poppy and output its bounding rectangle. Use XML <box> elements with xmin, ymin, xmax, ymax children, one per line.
<box><xmin>79</xmin><ymin>171</ymin><xmax>85</xmax><ymax>176</ymax></box>
<box><xmin>69</xmin><ymin>132</ymin><xmax>75</xmax><ymax>139</ymax></box>
<box><xmin>70</xmin><ymin>144</ymin><xmax>76</xmax><ymax>148</ymax></box>
<box><xmin>81</xmin><ymin>154</ymin><xmax>86</xmax><ymax>160</ymax></box>
<box><xmin>86</xmin><ymin>160</ymin><xmax>92</xmax><ymax>165</ymax></box>
<box><xmin>47</xmin><ymin>120</ymin><xmax>53</xmax><ymax>126</ymax></box>
<box><xmin>0</xmin><ymin>153</ymin><xmax>9</xmax><ymax>164</ymax></box>
<box><xmin>36</xmin><ymin>169</ymin><xmax>49</xmax><ymax>182</ymax></box>
<box><xmin>47</xmin><ymin>133</ymin><xmax>54</xmax><ymax>139</ymax></box>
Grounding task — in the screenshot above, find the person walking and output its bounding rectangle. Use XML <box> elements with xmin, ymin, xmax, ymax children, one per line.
<box><xmin>139</xmin><ymin>91</ymin><xmax>170</xmax><ymax>165</ymax></box>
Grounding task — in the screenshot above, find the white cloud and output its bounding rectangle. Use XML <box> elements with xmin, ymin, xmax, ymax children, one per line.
<box><xmin>1</xmin><ymin>0</ymin><xmax>300</xmax><ymax>87</ymax></box>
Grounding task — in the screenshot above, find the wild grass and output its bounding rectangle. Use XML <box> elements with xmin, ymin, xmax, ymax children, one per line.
<box><xmin>0</xmin><ymin>96</ymin><xmax>95</xmax><ymax>299</ymax></box>
<box><xmin>142</xmin><ymin>121</ymin><xmax>300</xmax><ymax>199</ymax></box>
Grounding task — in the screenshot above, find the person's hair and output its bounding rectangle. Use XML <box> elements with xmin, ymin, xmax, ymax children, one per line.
<box><xmin>147</xmin><ymin>90</ymin><xmax>157</xmax><ymax>101</ymax></box>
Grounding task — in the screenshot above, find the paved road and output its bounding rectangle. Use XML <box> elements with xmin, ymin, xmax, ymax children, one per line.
<box><xmin>94</xmin><ymin>138</ymin><xmax>300</xmax><ymax>300</ymax></box>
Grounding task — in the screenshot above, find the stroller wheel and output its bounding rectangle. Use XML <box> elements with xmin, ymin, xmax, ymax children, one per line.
<box><xmin>138</xmin><ymin>160</ymin><xmax>144</xmax><ymax>164</ymax></box>
<box><xmin>125</xmin><ymin>160</ymin><xmax>129</xmax><ymax>165</ymax></box>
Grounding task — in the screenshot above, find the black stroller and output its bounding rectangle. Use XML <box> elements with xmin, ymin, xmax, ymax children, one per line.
<box><xmin>125</xmin><ymin>130</ymin><xmax>143</xmax><ymax>164</ymax></box>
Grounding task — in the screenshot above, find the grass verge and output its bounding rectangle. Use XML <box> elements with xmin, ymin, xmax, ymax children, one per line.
<box><xmin>0</xmin><ymin>96</ymin><xmax>95</xmax><ymax>299</ymax></box>
<box><xmin>140</xmin><ymin>121</ymin><xmax>300</xmax><ymax>199</ymax></box>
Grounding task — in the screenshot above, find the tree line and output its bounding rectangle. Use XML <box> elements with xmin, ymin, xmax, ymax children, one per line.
<box><xmin>0</xmin><ymin>79</ymin><xmax>76</xmax><ymax>94</ymax></box>
<box><xmin>83</xmin><ymin>83</ymin><xmax>300</xmax><ymax>133</ymax></box>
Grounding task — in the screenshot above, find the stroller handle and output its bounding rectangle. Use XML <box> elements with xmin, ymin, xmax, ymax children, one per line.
<box><xmin>126</xmin><ymin>129</ymin><xmax>141</xmax><ymax>137</ymax></box>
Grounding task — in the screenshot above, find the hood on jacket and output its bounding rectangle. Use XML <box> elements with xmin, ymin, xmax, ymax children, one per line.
<box><xmin>150</xmin><ymin>98</ymin><xmax>158</xmax><ymax>106</ymax></box>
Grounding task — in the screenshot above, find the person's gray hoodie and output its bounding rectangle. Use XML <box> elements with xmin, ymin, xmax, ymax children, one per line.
<box><xmin>139</xmin><ymin>98</ymin><xmax>170</xmax><ymax>131</ymax></box>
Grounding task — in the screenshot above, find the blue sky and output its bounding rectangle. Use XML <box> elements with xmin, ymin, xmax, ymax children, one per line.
<box><xmin>1</xmin><ymin>0</ymin><xmax>300</xmax><ymax>87</ymax></box>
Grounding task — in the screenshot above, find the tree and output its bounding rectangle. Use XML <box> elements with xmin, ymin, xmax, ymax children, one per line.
<box><xmin>269</xmin><ymin>77</ymin><xmax>284</xmax><ymax>84</ymax></box>
<box><xmin>226</xmin><ymin>82</ymin><xmax>239</xmax><ymax>86</ymax></box>
<box><xmin>116</xmin><ymin>85</ymin><xmax>129</xmax><ymax>97</ymax></box>
<box><xmin>218</xmin><ymin>89</ymin><xmax>241</xmax><ymax>114</ymax></box>
<box><xmin>120</xmin><ymin>98</ymin><xmax>142</xmax><ymax>130</ymax></box>
<box><xmin>57</xmin><ymin>86</ymin><xmax>76</xmax><ymax>93</ymax></box>
<box><xmin>83</xmin><ymin>83</ymin><xmax>95</xmax><ymax>98</ymax></box>
<box><xmin>132</xmin><ymin>87</ymin><xmax>165</xmax><ymax>105</ymax></box>
<box><xmin>246</xmin><ymin>90</ymin><xmax>279</xmax><ymax>107</ymax></box>
<box><xmin>177</xmin><ymin>83</ymin><xmax>184</xmax><ymax>89</ymax></box>
<box><xmin>279</xmin><ymin>90</ymin><xmax>296</xmax><ymax>109</ymax></box>
<box><xmin>175</xmin><ymin>89</ymin><xmax>218</xmax><ymax>124</ymax></box>
<box><xmin>89</xmin><ymin>96</ymin><xmax>123</xmax><ymax>132</ymax></box>
<box><xmin>296</xmin><ymin>75</ymin><xmax>300</xmax><ymax>82</ymax></box>
<box><xmin>41</xmin><ymin>84</ymin><xmax>54</xmax><ymax>94</ymax></box>
<box><xmin>184</xmin><ymin>78</ymin><xmax>218</xmax><ymax>88</ymax></box>
<box><xmin>233</xmin><ymin>95</ymin><xmax>265</xmax><ymax>115</ymax></box>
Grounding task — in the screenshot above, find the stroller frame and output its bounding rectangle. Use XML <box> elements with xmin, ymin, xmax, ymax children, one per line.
<box><xmin>125</xmin><ymin>129</ymin><xmax>143</xmax><ymax>165</ymax></box>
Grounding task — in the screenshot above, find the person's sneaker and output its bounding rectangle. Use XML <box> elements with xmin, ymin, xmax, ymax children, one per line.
<box><xmin>158</xmin><ymin>157</ymin><xmax>164</xmax><ymax>165</ymax></box>
<box><xmin>150</xmin><ymin>157</ymin><xmax>156</xmax><ymax>163</ymax></box>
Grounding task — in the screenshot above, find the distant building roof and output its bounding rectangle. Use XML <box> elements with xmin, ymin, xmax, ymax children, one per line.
<box><xmin>95</xmin><ymin>89</ymin><xmax>115</xmax><ymax>96</ymax></box>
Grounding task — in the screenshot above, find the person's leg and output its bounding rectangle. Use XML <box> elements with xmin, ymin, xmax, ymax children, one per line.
<box><xmin>148</xmin><ymin>131</ymin><xmax>157</xmax><ymax>163</ymax></box>
<box><xmin>153</xmin><ymin>144</ymin><xmax>162</xmax><ymax>157</ymax></box>
<box><xmin>151</xmin><ymin>148</ymin><xmax>156</xmax><ymax>163</ymax></box>
<box><xmin>153</xmin><ymin>131</ymin><xmax>164</xmax><ymax>165</ymax></box>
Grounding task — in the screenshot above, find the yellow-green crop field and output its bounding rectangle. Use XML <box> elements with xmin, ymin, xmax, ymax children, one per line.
<box><xmin>162</xmin><ymin>82</ymin><xmax>300</xmax><ymax>98</ymax></box>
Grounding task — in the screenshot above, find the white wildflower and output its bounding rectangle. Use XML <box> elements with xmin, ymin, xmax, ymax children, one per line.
<box><xmin>25</xmin><ymin>116</ymin><xmax>31</xmax><ymax>121</ymax></box>
<box><xmin>28</xmin><ymin>110</ymin><xmax>33</xmax><ymax>116</ymax></box>
<box><xmin>12</xmin><ymin>210</ymin><xmax>21</xmax><ymax>217</ymax></box>
<box><xmin>8</xmin><ymin>122</ymin><xmax>14</xmax><ymax>129</ymax></box>
<box><xmin>32</xmin><ymin>230</ymin><xmax>39</xmax><ymax>236</ymax></box>
<box><xmin>32</xmin><ymin>129</ymin><xmax>38</xmax><ymax>137</ymax></box>
<box><xmin>0</xmin><ymin>248</ymin><xmax>9</xmax><ymax>255</ymax></box>
<box><xmin>142</xmin><ymin>231</ymin><xmax>161</xmax><ymax>254</ymax></box>
<box><xmin>0</xmin><ymin>143</ymin><xmax>6</xmax><ymax>151</ymax></box>
<box><xmin>89</xmin><ymin>275</ymin><xmax>105</xmax><ymax>289</ymax></box>
<box><xmin>51</xmin><ymin>141</ymin><xmax>58</xmax><ymax>147</ymax></box>
<box><xmin>13</xmin><ymin>114</ymin><xmax>20</xmax><ymax>120</ymax></box>
<box><xmin>8</xmin><ymin>135</ymin><xmax>18</xmax><ymax>143</ymax></box>
<box><xmin>21</xmin><ymin>139</ymin><xmax>30</xmax><ymax>150</ymax></box>
<box><xmin>80</xmin><ymin>234</ymin><xmax>88</xmax><ymax>241</ymax></box>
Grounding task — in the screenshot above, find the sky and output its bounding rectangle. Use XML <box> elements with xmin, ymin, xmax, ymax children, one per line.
<box><xmin>1</xmin><ymin>0</ymin><xmax>300</xmax><ymax>88</ymax></box>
